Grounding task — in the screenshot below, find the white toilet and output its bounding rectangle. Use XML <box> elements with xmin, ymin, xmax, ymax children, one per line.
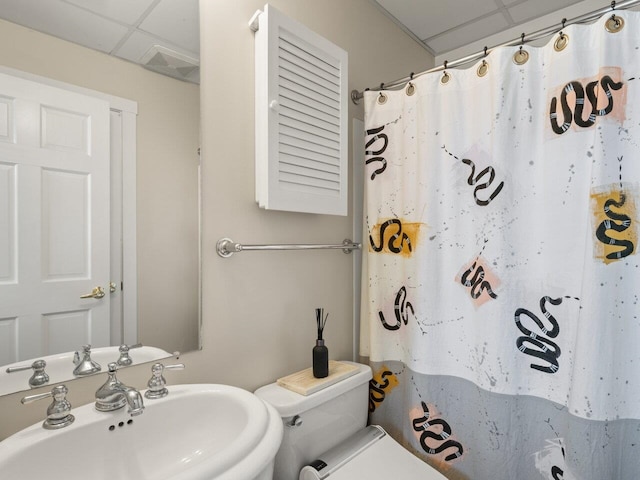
<box><xmin>254</xmin><ymin>361</ymin><xmax>447</xmax><ymax>480</ymax></box>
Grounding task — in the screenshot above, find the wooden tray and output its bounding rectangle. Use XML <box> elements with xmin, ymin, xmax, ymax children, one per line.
<box><xmin>277</xmin><ymin>360</ymin><xmax>359</xmax><ymax>396</ymax></box>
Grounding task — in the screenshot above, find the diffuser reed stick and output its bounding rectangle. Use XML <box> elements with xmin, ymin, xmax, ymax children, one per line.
<box><xmin>313</xmin><ymin>308</ymin><xmax>329</xmax><ymax>378</ymax></box>
<box><xmin>316</xmin><ymin>308</ymin><xmax>328</xmax><ymax>340</ymax></box>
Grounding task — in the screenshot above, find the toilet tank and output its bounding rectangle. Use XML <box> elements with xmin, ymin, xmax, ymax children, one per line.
<box><xmin>255</xmin><ymin>361</ymin><xmax>372</xmax><ymax>480</ymax></box>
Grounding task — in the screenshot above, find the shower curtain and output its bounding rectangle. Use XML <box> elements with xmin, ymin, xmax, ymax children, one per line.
<box><xmin>361</xmin><ymin>10</ymin><xmax>640</xmax><ymax>480</ymax></box>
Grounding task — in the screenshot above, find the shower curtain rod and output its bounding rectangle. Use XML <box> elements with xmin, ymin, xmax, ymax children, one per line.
<box><xmin>351</xmin><ymin>0</ymin><xmax>640</xmax><ymax>104</ymax></box>
<box><xmin>216</xmin><ymin>237</ymin><xmax>361</xmax><ymax>258</ymax></box>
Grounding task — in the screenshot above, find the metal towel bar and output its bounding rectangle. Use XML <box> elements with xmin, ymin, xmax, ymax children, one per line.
<box><xmin>216</xmin><ymin>238</ymin><xmax>361</xmax><ymax>258</ymax></box>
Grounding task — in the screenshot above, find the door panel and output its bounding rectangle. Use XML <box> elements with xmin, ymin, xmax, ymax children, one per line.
<box><xmin>0</xmin><ymin>72</ymin><xmax>110</xmax><ymax>365</ymax></box>
<box><xmin>42</xmin><ymin>168</ymin><xmax>89</xmax><ymax>279</ymax></box>
<box><xmin>0</xmin><ymin>162</ymin><xmax>15</xmax><ymax>283</ymax></box>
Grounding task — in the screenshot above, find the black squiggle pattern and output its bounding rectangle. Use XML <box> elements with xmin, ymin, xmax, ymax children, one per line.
<box><xmin>379</xmin><ymin>286</ymin><xmax>414</xmax><ymax>330</ymax></box>
<box><xmin>369</xmin><ymin>370</ymin><xmax>394</xmax><ymax>413</ymax></box>
<box><xmin>442</xmin><ymin>146</ymin><xmax>504</xmax><ymax>206</ymax></box>
<box><xmin>595</xmin><ymin>157</ymin><xmax>634</xmax><ymax>261</ymax></box>
<box><xmin>412</xmin><ymin>401</ymin><xmax>464</xmax><ymax>462</ymax></box>
<box><xmin>595</xmin><ymin>194</ymin><xmax>634</xmax><ymax>260</ymax></box>
<box><xmin>369</xmin><ymin>219</ymin><xmax>412</xmax><ymax>254</ymax></box>
<box><xmin>552</xmin><ymin>466</ymin><xmax>564</xmax><ymax>480</ymax></box>
<box><xmin>549</xmin><ymin>75</ymin><xmax>623</xmax><ymax>134</ymax></box>
<box><xmin>461</xmin><ymin>262</ymin><xmax>498</xmax><ymax>299</ymax></box>
<box><xmin>365</xmin><ymin>125</ymin><xmax>388</xmax><ymax>180</ymax></box>
<box><xmin>460</xmin><ymin>240</ymin><xmax>498</xmax><ymax>300</ymax></box>
<box><xmin>514</xmin><ymin>296</ymin><xmax>579</xmax><ymax>374</ymax></box>
<box><xmin>462</xmin><ymin>158</ymin><xmax>505</xmax><ymax>206</ymax></box>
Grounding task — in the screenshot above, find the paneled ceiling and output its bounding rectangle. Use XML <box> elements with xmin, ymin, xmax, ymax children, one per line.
<box><xmin>0</xmin><ymin>0</ymin><xmax>626</xmax><ymax>83</ymax></box>
<box><xmin>0</xmin><ymin>0</ymin><xmax>200</xmax><ymax>83</ymax></box>
<box><xmin>373</xmin><ymin>0</ymin><xmax>588</xmax><ymax>57</ymax></box>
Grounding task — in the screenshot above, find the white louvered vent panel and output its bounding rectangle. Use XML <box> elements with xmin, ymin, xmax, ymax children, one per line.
<box><xmin>252</xmin><ymin>4</ymin><xmax>348</xmax><ymax>215</ymax></box>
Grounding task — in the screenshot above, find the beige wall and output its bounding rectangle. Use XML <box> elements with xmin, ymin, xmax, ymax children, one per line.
<box><xmin>190</xmin><ymin>0</ymin><xmax>433</xmax><ymax>388</ymax></box>
<box><xmin>0</xmin><ymin>0</ymin><xmax>432</xmax><ymax>439</ymax></box>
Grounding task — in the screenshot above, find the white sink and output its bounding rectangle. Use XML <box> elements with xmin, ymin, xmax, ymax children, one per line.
<box><xmin>0</xmin><ymin>384</ymin><xmax>283</xmax><ymax>480</ymax></box>
<box><xmin>1</xmin><ymin>346</ymin><xmax>171</xmax><ymax>395</ymax></box>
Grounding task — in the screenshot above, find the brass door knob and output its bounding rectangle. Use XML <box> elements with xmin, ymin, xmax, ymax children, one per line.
<box><xmin>80</xmin><ymin>286</ymin><xmax>106</xmax><ymax>299</ymax></box>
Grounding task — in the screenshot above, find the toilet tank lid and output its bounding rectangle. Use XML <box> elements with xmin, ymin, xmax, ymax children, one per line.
<box><xmin>254</xmin><ymin>361</ymin><xmax>372</xmax><ymax>418</ymax></box>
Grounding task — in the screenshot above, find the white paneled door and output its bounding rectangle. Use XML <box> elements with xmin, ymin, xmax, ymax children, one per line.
<box><xmin>0</xmin><ymin>72</ymin><xmax>110</xmax><ymax>364</ymax></box>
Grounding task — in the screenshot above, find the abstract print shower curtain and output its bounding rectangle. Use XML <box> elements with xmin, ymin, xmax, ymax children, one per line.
<box><xmin>361</xmin><ymin>11</ymin><xmax>640</xmax><ymax>480</ymax></box>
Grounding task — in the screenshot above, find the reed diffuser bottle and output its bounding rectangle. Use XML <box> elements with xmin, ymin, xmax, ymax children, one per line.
<box><xmin>313</xmin><ymin>308</ymin><xmax>329</xmax><ymax>378</ymax></box>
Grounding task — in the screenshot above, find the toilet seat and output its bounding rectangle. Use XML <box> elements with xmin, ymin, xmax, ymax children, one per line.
<box><xmin>299</xmin><ymin>425</ymin><xmax>447</xmax><ymax>480</ymax></box>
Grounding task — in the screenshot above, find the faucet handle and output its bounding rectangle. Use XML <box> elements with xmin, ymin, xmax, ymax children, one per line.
<box><xmin>73</xmin><ymin>344</ymin><xmax>91</xmax><ymax>365</ymax></box>
<box><xmin>145</xmin><ymin>363</ymin><xmax>185</xmax><ymax>400</ymax></box>
<box><xmin>116</xmin><ymin>343</ymin><xmax>142</xmax><ymax>366</ymax></box>
<box><xmin>21</xmin><ymin>385</ymin><xmax>75</xmax><ymax>430</ymax></box>
<box><xmin>6</xmin><ymin>359</ymin><xmax>50</xmax><ymax>388</ymax></box>
<box><xmin>73</xmin><ymin>344</ymin><xmax>101</xmax><ymax>376</ymax></box>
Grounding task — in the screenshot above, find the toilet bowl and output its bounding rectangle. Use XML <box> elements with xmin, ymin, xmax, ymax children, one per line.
<box><xmin>255</xmin><ymin>361</ymin><xmax>447</xmax><ymax>480</ymax></box>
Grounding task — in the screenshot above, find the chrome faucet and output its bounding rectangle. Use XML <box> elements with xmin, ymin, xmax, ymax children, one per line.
<box><xmin>145</xmin><ymin>362</ymin><xmax>185</xmax><ymax>399</ymax></box>
<box><xmin>22</xmin><ymin>384</ymin><xmax>75</xmax><ymax>429</ymax></box>
<box><xmin>116</xmin><ymin>343</ymin><xmax>142</xmax><ymax>366</ymax></box>
<box><xmin>6</xmin><ymin>359</ymin><xmax>50</xmax><ymax>388</ymax></box>
<box><xmin>73</xmin><ymin>344</ymin><xmax>101</xmax><ymax>376</ymax></box>
<box><xmin>95</xmin><ymin>362</ymin><xmax>144</xmax><ymax>416</ymax></box>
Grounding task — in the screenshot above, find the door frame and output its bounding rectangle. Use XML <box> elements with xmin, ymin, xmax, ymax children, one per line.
<box><xmin>0</xmin><ymin>66</ymin><xmax>138</xmax><ymax>345</ymax></box>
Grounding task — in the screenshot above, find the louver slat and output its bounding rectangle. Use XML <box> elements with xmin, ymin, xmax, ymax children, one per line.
<box><xmin>280</xmin><ymin>125</ymin><xmax>339</xmax><ymax>154</ymax></box>
<box><xmin>252</xmin><ymin>4</ymin><xmax>348</xmax><ymax>215</ymax></box>
<box><xmin>279</xmin><ymin>31</ymin><xmax>340</xmax><ymax>79</ymax></box>
<box><xmin>280</xmin><ymin>104</ymin><xmax>339</xmax><ymax>137</ymax></box>
<box><xmin>278</xmin><ymin>77</ymin><xmax>339</xmax><ymax>122</ymax></box>
<box><xmin>279</xmin><ymin>143</ymin><xmax>339</xmax><ymax>168</ymax></box>
<box><xmin>278</xmin><ymin>49</ymin><xmax>340</xmax><ymax>101</ymax></box>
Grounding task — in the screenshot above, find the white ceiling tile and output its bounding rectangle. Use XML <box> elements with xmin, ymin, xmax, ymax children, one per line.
<box><xmin>63</xmin><ymin>0</ymin><xmax>158</xmax><ymax>25</ymax></box>
<box><xmin>0</xmin><ymin>0</ymin><xmax>129</xmax><ymax>53</ymax></box>
<box><xmin>377</xmin><ymin>0</ymin><xmax>498</xmax><ymax>39</ymax></box>
<box><xmin>434</xmin><ymin>0</ymin><xmax>605</xmax><ymax>63</ymax></box>
<box><xmin>138</xmin><ymin>0</ymin><xmax>199</xmax><ymax>53</ymax></box>
<box><xmin>508</xmin><ymin>0</ymin><xmax>584</xmax><ymax>23</ymax></box>
<box><xmin>426</xmin><ymin>12</ymin><xmax>510</xmax><ymax>57</ymax></box>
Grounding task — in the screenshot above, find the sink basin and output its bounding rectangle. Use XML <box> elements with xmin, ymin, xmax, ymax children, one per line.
<box><xmin>0</xmin><ymin>384</ymin><xmax>283</xmax><ymax>480</ymax></box>
<box><xmin>1</xmin><ymin>346</ymin><xmax>171</xmax><ymax>395</ymax></box>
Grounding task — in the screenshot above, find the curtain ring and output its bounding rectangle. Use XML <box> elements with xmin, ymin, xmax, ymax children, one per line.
<box><xmin>513</xmin><ymin>33</ymin><xmax>529</xmax><ymax>64</ymax></box>
<box><xmin>605</xmin><ymin>13</ymin><xmax>624</xmax><ymax>32</ymax></box>
<box><xmin>377</xmin><ymin>83</ymin><xmax>387</xmax><ymax>104</ymax></box>
<box><xmin>555</xmin><ymin>19</ymin><xmax>569</xmax><ymax>51</ymax></box>
<box><xmin>406</xmin><ymin>72</ymin><xmax>416</xmax><ymax>94</ymax></box>
<box><xmin>554</xmin><ymin>33</ymin><xmax>569</xmax><ymax>51</ymax></box>
<box><xmin>477</xmin><ymin>60</ymin><xmax>489</xmax><ymax>77</ymax></box>
<box><xmin>477</xmin><ymin>48</ymin><xmax>489</xmax><ymax>77</ymax></box>
<box><xmin>441</xmin><ymin>61</ymin><xmax>450</xmax><ymax>84</ymax></box>
<box><xmin>406</xmin><ymin>82</ymin><xmax>416</xmax><ymax>96</ymax></box>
